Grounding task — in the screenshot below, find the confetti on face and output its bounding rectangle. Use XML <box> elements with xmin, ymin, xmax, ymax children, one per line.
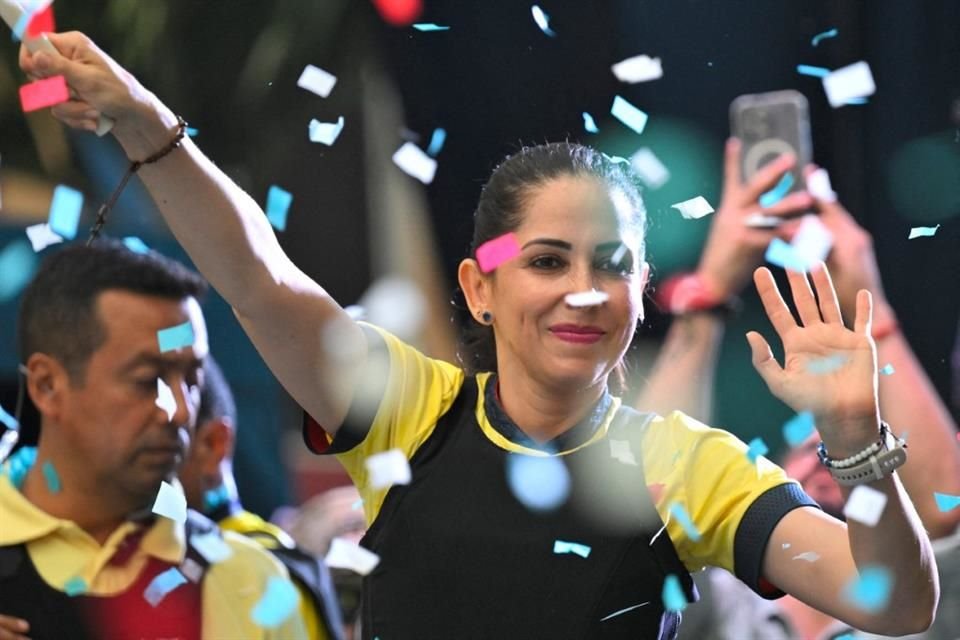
<box><xmin>412</xmin><ymin>23</ymin><xmax>449</xmax><ymax>31</ymax></box>
<box><xmin>600</xmin><ymin>601</ymin><xmax>650</xmax><ymax>622</ymax></box>
<box><xmin>564</xmin><ymin>290</ymin><xmax>609</xmax><ymax>308</ymax></box>
<box><xmin>822</xmin><ymin>61</ymin><xmax>876</xmax><ymax>108</ymax></box>
<box><xmin>19</xmin><ymin>75</ymin><xmax>69</xmax><ymax>112</ymax></box>
<box><xmin>41</xmin><ymin>460</ymin><xmax>61</xmax><ymax>493</ymax></box>
<box><xmin>758</xmin><ymin>172</ymin><xmax>795</xmax><ymax>208</ymax></box>
<box><xmin>610</xmin><ymin>95</ymin><xmax>649</xmax><ymax>135</ymax></box>
<box><xmin>879</xmin><ymin>363</ymin><xmax>895</xmax><ymax>376</ymax></box>
<box><xmin>476</xmin><ymin>232</ymin><xmax>521</xmax><ymax>273</ymax></box>
<box><xmin>670</xmin><ymin>196</ymin><xmax>714</xmax><ymax>220</ymax></box>
<box><xmin>144</xmin><ymin>568</ymin><xmax>187</xmax><ymax>607</ymax></box>
<box><xmin>506</xmin><ymin>453</ymin><xmax>571</xmax><ymax>512</ymax></box>
<box><xmin>630</xmin><ymin>148</ymin><xmax>670</xmax><ymax>190</ymax></box>
<box><xmin>25</xmin><ymin>222</ymin><xmax>64</xmax><ymax>252</ymax></box>
<box><xmin>842</xmin><ymin>565</ymin><xmax>893</xmax><ymax>612</ymax></box>
<box><xmin>123</xmin><ymin>236</ymin><xmax>151</xmax><ymax>254</ymax></box>
<box><xmin>157</xmin><ymin>321</ymin><xmax>195</xmax><ymax>353</ymax></box>
<box><xmin>553</xmin><ymin>540</ymin><xmax>591</xmax><ymax>558</ymax></box>
<box><xmin>582</xmin><ymin>112</ymin><xmax>599</xmax><ymax>134</ymax></box>
<box><xmin>811</xmin><ymin>28</ymin><xmax>838</xmax><ymax>47</ymax></box>
<box><xmin>661</xmin><ymin>574</ymin><xmax>688</xmax><ymax>612</ymax></box>
<box><xmin>365</xmin><ymin>449</ymin><xmax>412</xmax><ymax>490</ymax></box>
<box><xmin>265</xmin><ymin>185</ymin><xmax>293</xmax><ymax>231</ymax></box>
<box><xmin>806</xmin><ymin>167</ymin><xmax>837</xmax><ymax>202</ymax></box>
<box><xmin>308</xmin><ymin>116</ymin><xmax>345</xmax><ymax>146</ymax></box>
<box><xmin>807</xmin><ymin>354</ymin><xmax>849</xmax><ymax>375</ymax></box>
<box><xmin>392</xmin><ymin>141</ymin><xmax>437</xmax><ymax>184</ymax></box>
<box><xmin>792</xmin><ymin>551</ymin><xmax>821</xmax><ymax>562</ymax></box>
<box><xmin>782</xmin><ymin>411</ymin><xmax>816</xmax><ymax>448</ymax></box>
<box><xmin>325</xmin><ymin>537</ymin><xmax>381</xmax><ymax>575</ymax></box>
<box><xmin>746</xmin><ymin>437</ymin><xmax>769</xmax><ymax>464</ymax></box>
<box><xmin>297</xmin><ymin>64</ymin><xmax>337</xmax><ymax>98</ymax></box>
<box><xmin>611</xmin><ymin>54</ymin><xmax>663</xmax><ymax>83</ymax></box>
<box><xmin>152</xmin><ymin>480</ymin><xmax>187</xmax><ymax>524</ymax></box>
<box><xmin>531</xmin><ymin>5</ymin><xmax>556</xmax><ymax>37</ymax></box>
<box><xmin>668</xmin><ymin>502</ymin><xmax>701</xmax><ymax>541</ymax></box>
<box><xmin>934</xmin><ymin>492</ymin><xmax>960</xmax><ymax>512</ymax></box>
<box><xmin>0</xmin><ymin>240</ymin><xmax>38</xmax><ymax>302</ymax></box>
<box><xmin>371</xmin><ymin>0</ymin><xmax>422</xmax><ymax>26</ymax></box>
<box><xmin>609</xmin><ymin>439</ymin><xmax>637</xmax><ymax>466</ymax></box>
<box><xmin>426</xmin><ymin>127</ymin><xmax>447</xmax><ymax>156</ymax></box>
<box><xmin>908</xmin><ymin>225</ymin><xmax>940</xmax><ymax>239</ymax></box>
<box><xmin>796</xmin><ymin>64</ymin><xmax>831</xmax><ymax>78</ymax></box>
<box><xmin>843</xmin><ymin>485</ymin><xmax>888</xmax><ymax>526</ymax></box>
<box><xmin>190</xmin><ymin>530</ymin><xmax>234</xmax><ymax>564</ymax></box>
<box><xmin>47</xmin><ymin>185</ymin><xmax>84</xmax><ymax>240</ymax></box>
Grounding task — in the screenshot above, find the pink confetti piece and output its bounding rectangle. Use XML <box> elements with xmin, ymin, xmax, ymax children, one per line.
<box><xmin>476</xmin><ymin>232</ymin><xmax>521</xmax><ymax>273</ymax></box>
<box><xmin>19</xmin><ymin>75</ymin><xmax>69</xmax><ymax>113</ymax></box>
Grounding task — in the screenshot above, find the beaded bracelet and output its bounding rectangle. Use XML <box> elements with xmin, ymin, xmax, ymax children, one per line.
<box><xmin>816</xmin><ymin>421</ymin><xmax>898</xmax><ymax>469</ymax></box>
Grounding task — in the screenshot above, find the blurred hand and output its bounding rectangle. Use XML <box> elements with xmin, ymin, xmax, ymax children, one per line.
<box><xmin>0</xmin><ymin>614</ymin><xmax>29</xmax><ymax>640</ymax></box>
<box><xmin>288</xmin><ymin>485</ymin><xmax>367</xmax><ymax>558</ymax></box>
<box><xmin>696</xmin><ymin>138</ymin><xmax>814</xmax><ymax>301</ymax></box>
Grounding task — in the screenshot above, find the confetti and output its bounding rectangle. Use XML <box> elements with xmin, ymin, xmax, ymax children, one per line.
<box><xmin>610</xmin><ymin>95</ymin><xmax>649</xmax><ymax>135</ymax></box>
<box><xmin>934</xmin><ymin>492</ymin><xmax>960</xmax><ymax>512</ymax></box>
<box><xmin>792</xmin><ymin>551</ymin><xmax>821</xmax><ymax>562</ymax></box>
<box><xmin>144</xmin><ymin>568</ymin><xmax>187</xmax><ymax>607</ymax></box>
<box><xmin>758</xmin><ymin>172</ymin><xmax>795</xmax><ymax>208</ymax></box>
<box><xmin>392</xmin><ymin>141</ymin><xmax>437</xmax><ymax>184</ymax></box>
<box><xmin>908</xmin><ymin>225</ymin><xmax>939</xmax><ymax>239</ymax></box>
<box><xmin>157</xmin><ymin>321</ymin><xmax>195</xmax><ymax>353</ymax></box>
<box><xmin>661</xmin><ymin>574</ymin><xmax>688</xmax><ymax>612</ymax></box>
<box><xmin>782</xmin><ymin>543</ymin><xmax>791</xmax><ymax>549</ymax></box>
<box><xmin>360</xmin><ymin>276</ymin><xmax>427</xmax><ymax>341</ymax></box>
<box><xmin>325</xmin><ymin>537</ymin><xmax>381</xmax><ymax>575</ymax></box>
<box><xmin>25</xmin><ymin>223</ymin><xmax>64</xmax><ymax>252</ymax></box>
<box><xmin>0</xmin><ymin>430</ymin><xmax>19</xmax><ymax>463</ymax></box>
<box><xmin>0</xmin><ymin>240</ymin><xmax>39</xmax><ymax>302</ymax></box>
<box><xmin>806</xmin><ymin>167</ymin><xmax>837</xmax><ymax>202</ymax></box>
<box><xmin>609</xmin><ymin>439</ymin><xmax>637</xmax><ymax>466</ymax></box>
<box><xmin>811</xmin><ymin>28</ymin><xmax>839</xmax><ymax>47</ymax></box>
<box><xmin>297</xmin><ymin>65</ymin><xmax>337</xmax><ymax>98</ymax></box>
<box><xmin>668</xmin><ymin>502</ymin><xmax>701</xmax><ymax>541</ymax></box>
<box><xmin>190</xmin><ymin>530</ymin><xmax>234</xmax><ymax>564</ymax></box>
<box><xmin>365</xmin><ymin>449</ymin><xmax>412</xmax><ymax>490</ymax></box>
<box><xmin>564</xmin><ymin>290</ymin><xmax>609</xmax><ymax>307</ymax></box>
<box><xmin>308</xmin><ymin>116</ymin><xmax>345</xmax><ymax>146</ymax></box>
<box><xmin>765</xmin><ymin>238</ymin><xmax>808</xmax><ymax>272</ymax></box>
<box><xmin>582</xmin><ymin>112</ymin><xmax>599</xmax><ymax>134</ymax></box>
<box><xmin>600</xmin><ymin>602</ymin><xmax>649</xmax><ymax>621</ymax></box>
<box><xmin>822</xmin><ymin>61</ymin><xmax>876</xmax><ymax>108</ymax></box>
<box><xmin>476</xmin><ymin>232</ymin><xmax>521</xmax><ymax>273</ymax></box>
<box><xmin>426</xmin><ymin>127</ymin><xmax>447</xmax><ymax>156</ymax></box>
<box><xmin>351</xmin><ymin>498</ymin><xmax>364</xmax><ymax>510</ymax></box>
<box><xmin>746</xmin><ymin>437</ymin><xmax>769</xmax><ymax>463</ymax></box>
<box><xmin>843</xmin><ymin>485</ymin><xmax>888</xmax><ymax>527</ymax></box>
<box><xmin>611</xmin><ymin>54</ymin><xmax>663</xmax><ymax>83</ymax></box>
<box><xmin>507</xmin><ymin>453</ymin><xmax>570</xmax><ymax>512</ymax></box>
<box><xmin>371</xmin><ymin>0</ymin><xmax>422</xmax><ymax>26</ymax></box>
<box><xmin>265</xmin><ymin>185</ymin><xmax>293</xmax><ymax>232</ymax></box>
<box><xmin>152</xmin><ymin>480</ymin><xmax>187</xmax><ymax>524</ymax></box>
<box><xmin>610</xmin><ymin>243</ymin><xmax>629</xmax><ymax>269</ymax></box>
<box><xmin>792</xmin><ymin>215</ymin><xmax>834</xmax><ymax>266</ymax></box>
<box><xmin>879</xmin><ymin>363</ymin><xmax>895</xmax><ymax>376</ymax></box>
<box><xmin>807</xmin><ymin>354</ymin><xmax>849</xmax><ymax>374</ymax></box>
<box><xmin>843</xmin><ymin>565</ymin><xmax>892</xmax><ymax>613</ymax></box>
<box><xmin>531</xmin><ymin>5</ymin><xmax>556</xmax><ymax>37</ymax></box>
<box><xmin>48</xmin><ymin>185</ymin><xmax>84</xmax><ymax>240</ymax></box>
<box><xmin>155</xmin><ymin>377</ymin><xmax>177</xmax><ymax>421</ymax></box>
<box><xmin>19</xmin><ymin>75</ymin><xmax>69</xmax><ymax>112</ymax></box>
<box><xmin>670</xmin><ymin>196</ymin><xmax>714</xmax><ymax>220</ymax></box>
<box><xmin>412</xmin><ymin>23</ymin><xmax>449</xmax><ymax>31</ymax></box>
<box><xmin>835</xmin><ymin>635</ymin><xmax>856</xmax><ymax>640</ymax></box>
<box><xmin>186</xmin><ymin>127</ymin><xmax>199</xmax><ymax>137</ymax></box>
<box><xmin>0</xmin><ymin>402</ymin><xmax>17</xmax><ymax>431</ymax></box>
<box><xmin>553</xmin><ymin>540</ymin><xmax>591</xmax><ymax>558</ymax></box>
<box><xmin>122</xmin><ymin>236</ymin><xmax>150</xmax><ymax>254</ymax></box>
<box><xmin>796</xmin><ymin>64</ymin><xmax>831</xmax><ymax>78</ymax></box>
<box><xmin>64</xmin><ymin>576</ymin><xmax>87</xmax><ymax>596</ymax></box>
<box><xmin>41</xmin><ymin>460</ymin><xmax>61</xmax><ymax>493</ymax></box>
<box><xmin>744</xmin><ymin>213</ymin><xmax>782</xmax><ymax>229</ymax></box>
<box><xmin>783</xmin><ymin>411</ymin><xmax>816</xmax><ymax>447</ymax></box>
<box><xmin>179</xmin><ymin>558</ymin><xmax>203</xmax><ymax>583</ymax></box>
<box><xmin>250</xmin><ymin>575</ymin><xmax>300</xmax><ymax>627</ymax></box>
<box><xmin>630</xmin><ymin>148</ymin><xmax>670</xmax><ymax>189</ymax></box>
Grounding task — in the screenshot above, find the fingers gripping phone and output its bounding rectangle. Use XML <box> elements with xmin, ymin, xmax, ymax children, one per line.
<box><xmin>730</xmin><ymin>90</ymin><xmax>812</xmax><ymax>194</ymax></box>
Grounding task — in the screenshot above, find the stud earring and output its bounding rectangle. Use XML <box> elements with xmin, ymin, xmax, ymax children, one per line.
<box><xmin>480</xmin><ymin>310</ymin><xmax>493</xmax><ymax>324</ymax></box>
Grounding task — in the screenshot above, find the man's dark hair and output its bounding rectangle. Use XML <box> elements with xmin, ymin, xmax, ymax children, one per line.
<box><xmin>17</xmin><ymin>238</ymin><xmax>208</xmax><ymax>383</ymax></box>
<box><xmin>198</xmin><ymin>355</ymin><xmax>237</xmax><ymax>426</ymax></box>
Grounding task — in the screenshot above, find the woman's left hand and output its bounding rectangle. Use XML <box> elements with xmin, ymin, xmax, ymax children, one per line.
<box><xmin>746</xmin><ymin>265</ymin><xmax>880</xmax><ymax>449</ymax></box>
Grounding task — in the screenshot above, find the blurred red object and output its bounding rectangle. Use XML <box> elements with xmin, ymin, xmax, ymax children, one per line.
<box><xmin>371</xmin><ymin>0</ymin><xmax>422</xmax><ymax>26</ymax></box>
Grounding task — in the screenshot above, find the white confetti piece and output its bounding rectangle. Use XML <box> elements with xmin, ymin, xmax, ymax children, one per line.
<box><xmin>25</xmin><ymin>223</ymin><xmax>64</xmax><ymax>252</ymax></box>
<box><xmin>609</xmin><ymin>439</ymin><xmax>637</xmax><ymax>466</ymax></box>
<box><xmin>308</xmin><ymin>116</ymin><xmax>345</xmax><ymax>146</ymax></box>
<box><xmin>610</xmin><ymin>95</ymin><xmax>649</xmax><ymax>135</ymax></box>
<box><xmin>392</xmin><ymin>141</ymin><xmax>437</xmax><ymax>184</ymax></box>
<box><xmin>791</xmin><ymin>214</ymin><xmax>834</xmax><ymax>267</ymax></box>
<box><xmin>822</xmin><ymin>61</ymin><xmax>876</xmax><ymax>108</ymax></box>
<box><xmin>806</xmin><ymin>167</ymin><xmax>837</xmax><ymax>202</ymax></box>
<box><xmin>792</xmin><ymin>551</ymin><xmax>821</xmax><ymax>562</ymax></box>
<box><xmin>180</xmin><ymin>558</ymin><xmax>203</xmax><ymax>583</ymax></box>
<box><xmin>611</xmin><ymin>54</ymin><xmax>663</xmax><ymax>83</ymax></box>
<box><xmin>325</xmin><ymin>537</ymin><xmax>380</xmax><ymax>575</ymax></box>
<box><xmin>152</xmin><ymin>480</ymin><xmax>187</xmax><ymax>524</ymax></box>
<box><xmin>671</xmin><ymin>196</ymin><xmax>714</xmax><ymax>220</ymax></box>
<box><xmin>781</xmin><ymin>543</ymin><xmax>791</xmax><ymax>549</ymax></box>
<box><xmin>360</xmin><ymin>276</ymin><xmax>426</xmax><ymax>341</ymax></box>
<box><xmin>155</xmin><ymin>378</ymin><xmax>177</xmax><ymax>421</ymax></box>
<box><xmin>843</xmin><ymin>485</ymin><xmax>888</xmax><ymax>527</ymax></box>
<box><xmin>190</xmin><ymin>530</ymin><xmax>234</xmax><ymax>564</ymax></box>
<box><xmin>364</xmin><ymin>448</ymin><xmax>412</xmax><ymax>490</ymax></box>
<box><xmin>553</xmin><ymin>539</ymin><xmax>591</xmax><ymax>558</ymax></box>
<box><xmin>531</xmin><ymin>5</ymin><xmax>556</xmax><ymax>37</ymax></box>
<box><xmin>908</xmin><ymin>225</ymin><xmax>940</xmax><ymax>239</ymax></box>
<box><xmin>564</xmin><ymin>290</ymin><xmax>609</xmax><ymax>307</ymax></box>
<box><xmin>629</xmin><ymin>148</ymin><xmax>670</xmax><ymax>189</ymax></box>
<box><xmin>144</xmin><ymin>568</ymin><xmax>187</xmax><ymax>607</ymax></box>
<box><xmin>297</xmin><ymin>65</ymin><xmax>337</xmax><ymax>98</ymax></box>
<box><xmin>744</xmin><ymin>213</ymin><xmax>783</xmax><ymax>228</ymax></box>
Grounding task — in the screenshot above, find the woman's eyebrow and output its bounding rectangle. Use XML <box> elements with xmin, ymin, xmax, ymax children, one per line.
<box><xmin>521</xmin><ymin>238</ymin><xmax>572</xmax><ymax>251</ymax></box>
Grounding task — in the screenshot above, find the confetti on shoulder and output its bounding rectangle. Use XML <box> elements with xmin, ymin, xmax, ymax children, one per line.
<box><xmin>364</xmin><ymin>449</ymin><xmax>412</xmax><ymax>489</ymax></box>
<box><xmin>251</xmin><ymin>576</ymin><xmax>300</xmax><ymax>628</ymax></box>
<box><xmin>564</xmin><ymin>290</ymin><xmax>609</xmax><ymax>307</ymax></box>
<box><xmin>671</xmin><ymin>196</ymin><xmax>714</xmax><ymax>219</ymax></box>
<box><xmin>297</xmin><ymin>65</ymin><xmax>337</xmax><ymax>98</ymax></box>
<box><xmin>476</xmin><ymin>232</ymin><xmax>521</xmax><ymax>273</ymax></box>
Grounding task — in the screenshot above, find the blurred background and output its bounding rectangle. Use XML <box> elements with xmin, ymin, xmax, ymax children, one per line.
<box><xmin>1</xmin><ymin>0</ymin><xmax>958</xmax><ymax>519</ymax></box>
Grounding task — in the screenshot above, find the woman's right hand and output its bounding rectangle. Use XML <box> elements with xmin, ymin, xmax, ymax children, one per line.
<box><xmin>0</xmin><ymin>614</ymin><xmax>29</xmax><ymax>640</ymax></box>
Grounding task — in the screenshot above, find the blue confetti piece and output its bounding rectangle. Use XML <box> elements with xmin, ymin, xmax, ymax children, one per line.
<box><xmin>811</xmin><ymin>28</ymin><xmax>839</xmax><ymax>46</ymax></box>
<box><xmin>11</xmin><ymin>12</ymin><xmax>30</xmax><ymax>41</ymax></box>
<box><xmin>879</xmin><ymin>363</ymin><xmax>895</xmax><ymax>376</ymax></box>
<box><xmin>582</xmin><ymin>112</ymin><xmax>599</xmax><ymax>134</ymax></box>
<box><xmin>759</xmin><ymin>172</ymin><xmax>795</xmax><ymax>208</ymax></box>
<box><xmin>190</xmin><ymin>530</ymin><xmax>234</xmax><ymax>563</ymax></box>
<box><xmin>934</xmin><ymin>492</ymin><xmax>960</xmax><ymax>512</ymax></box>
<box><xmin>186</xmin><ymin>127</ymin><xmax>199</xmax><ymax>137</ymax></box>
<box><xmin>251</xmin><ymin>575</ymin><xmax>300</xmax><ymax>628</ymax></box>
<box><xmin>0</xmin><ymin>240</ymin><xmax>39</xmax><ymax>302</ymax></box>
<box><xmin>144</xmin><ymin>567</ymin><xmax>187</xmax><ymax>607</ymax></box>
<box><xmin>668</xmin><ymin>502</ymin><xmax>701</xmax><ymax>542</ymax></box>
<box><xmin>41</xmin><ymin>460</ymin><xmax>61</xmax><ymax>493</ymax></box>
<box><xmin>553</xmin><ymin>539</ymin><xmax>591</xmax><ymax>558</ymax></box>
<box><xmin>845</xmin><ymin>97</ymin><xmax>869</xmax><ymax>105</ymax></box>
<box><xmin>426</xmin><ymin>127</ymin><xmax>447</xmax><ymax>156</ymax></box>
<box><xmin>48</xmin><ymin>185</ymin><xmax>84</xmax><ymax>241</ymax></box>
<box><xmin>746</xmin><ymin>437</ymin><xmax>769</xmax><ymax>463</ymax></box>
<box><xmin>843</xmin><ymin>565</ymin><xmax>892</xmax><ymax>612</ymax></box>
<box><xmin>122</xmin><ymin>236</ymin><xmax>151</xmax><ymax>254</ymax></box>
<box><xmin>797</xmin><ymin>64</ymin><xmax>831</xmax><ymax>78</ymax></box>
<box><xmin>265</xmin><ymin>185</ymin><xmax>293</xmax><ymax>232</ymax></box>
<box><xmin>908</xmin><ymin>225</ymin><xmax>940</xmax><ymax>239</ymax></box>
<box><xmin>64</xmin><ymin>576</ymin><xmax>88</xmax><ymax>596</ymax></box>
<box><xmin>531</xmin><ymin>5</ymin><xmax>556</xmax><ymax>37</ymax></box>
<box><xmin>661</xmin><ymin>574</ymin><xmax>688</xmax><ymax>612</ymax></box>
<box><xmin>351</xmin><ymin>498</ymin><xmax>364</xmax><ymax>510</ymax></box>
<box><xmin>0</xmin><ymin>402</ymin><xmax>18</xmax><ymax>431</ymax></box>
<box><xmin>783</xmin><ymin>411</ymin><xmax>816</xmax><ymax>448</ymax></box>
<box><xmin>412</xmin><ymin>23</ymin><xmax>450</xmax><ymax>31</ymax></box>
<box><xmin>834</xmin><ymin>635</ymin><xmax>856</xmax><ymax>640</ymax></box>
<box><xmin>506</xmin><ymin>453</ymin><xmax>570</xmax><ymax>512</ymax></box>
<box><xmin>610</xmin><ymin>95</ymin><xmax>648</xmax><ymax>135</ymax></box>
<box><xmin>765</xmin><ymin>238</ymin><xmax>809</xmax><ymax>272</ymax></box>
<box><xmin>807</xmin><ymin>354</ymin><xmax>848</xmax><ymax>375</ymax></box>
<box><xmin>157</xmin><ymin>321</ymin><xmax>195</xmax><ymax>353</ymax></box>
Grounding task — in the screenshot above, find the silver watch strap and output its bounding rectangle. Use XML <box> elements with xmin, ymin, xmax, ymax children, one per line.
<box><xmin>829</xmin><ymin>446</ymin><xmax>907</xmax><ymax>487</ymax></box>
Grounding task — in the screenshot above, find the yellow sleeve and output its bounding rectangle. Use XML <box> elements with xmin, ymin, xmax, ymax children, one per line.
<box><xmin>641</xmin><ymin>411</ymin><xmax>803</xmax><ymax>575</ymax></box>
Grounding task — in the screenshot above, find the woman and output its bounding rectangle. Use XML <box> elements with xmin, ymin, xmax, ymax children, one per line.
<box><xmin>16</xmin><ymin>32</ymin><xmax>938</xmax><ymax>639</ymax></box>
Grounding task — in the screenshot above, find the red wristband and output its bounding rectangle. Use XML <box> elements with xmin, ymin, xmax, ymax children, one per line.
<box><xmin>657</xmin><ymin>273</ymin><xmax>734</xmax><ymax>315</ymax></box>
<box><xmin>871</xmin><ymin>317</ymin><xmax>899</xmax><ymax>341</ymax></box>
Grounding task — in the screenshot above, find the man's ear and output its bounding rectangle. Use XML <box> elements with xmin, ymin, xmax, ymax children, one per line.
<box><xmin>458</xmin><ymin>258</ymin><xmax>492</xmax><ymax>322</ymax></box>
<box><xmin>25</xmin><ymin>353</ymin><xmax>70</xmax><ymax>423</ymax></box>
<box><xmin>196</xmin><ymin>417</ymin><xmax>234</xmax><ymax>475</ymax></box>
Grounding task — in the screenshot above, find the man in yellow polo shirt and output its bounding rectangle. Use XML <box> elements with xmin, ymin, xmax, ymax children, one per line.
<box><xmin>0</xmin><ymin>239</ymin><xmax>307</xmax><ymax>640</ymax></box>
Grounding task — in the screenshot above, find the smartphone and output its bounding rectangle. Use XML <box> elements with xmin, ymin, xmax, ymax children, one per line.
<box><xmin>730</xmin><ymin>90</ymin><xmax>812</xmax><ymax>195</ymax></box>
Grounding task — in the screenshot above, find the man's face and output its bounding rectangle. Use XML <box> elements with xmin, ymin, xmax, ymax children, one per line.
<box><xmin>58</xmin><ymin>291</ymin><xmax>208</xmax><ymax>507</ymax></box>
